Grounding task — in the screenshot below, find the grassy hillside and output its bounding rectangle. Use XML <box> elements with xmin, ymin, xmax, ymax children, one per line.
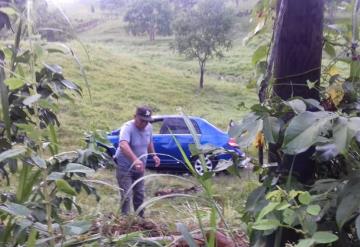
<box><xmin>46</xmin><ymin>2</ymin><xmax>259</xmax><ymax>150</ymax></box>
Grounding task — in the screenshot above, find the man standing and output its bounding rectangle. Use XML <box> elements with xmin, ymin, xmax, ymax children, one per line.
<box><xmin>115</xmin><ymin>106</ymin><xmax>161</xmax><ymax>217</ymax></box>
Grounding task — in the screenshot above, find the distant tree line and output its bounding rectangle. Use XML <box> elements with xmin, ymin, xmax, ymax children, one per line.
<box><xmin>122</xmin><ymin>0</ymin><xmax>235</xmax><ymax>88</ymax></box>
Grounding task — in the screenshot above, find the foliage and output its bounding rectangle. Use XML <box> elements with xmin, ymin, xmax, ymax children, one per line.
<box><xmin>235</xmin><ymin>0</ymin><xmax>360</xmax><ymax>246</ymax></box>
<box><xmin>0</xmin><ymin>1</ymin><xmax>111</xmax><ymax>245</ymax></box>
<box><xmin>124</xmin><ymin>0</ymin><xmax>173</xmax><ymax>41</ymax></box>
<box><xmin>172</xmin><ymin>0</ymin><xmax>234</xmax><ymax>88</ymax></box>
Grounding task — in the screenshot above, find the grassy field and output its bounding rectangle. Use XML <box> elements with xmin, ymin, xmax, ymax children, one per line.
<box><xmin>37</xmin><ymin>0</ymin><xmax>262</xmax><ymax>234</ymax></box>
<box><xmin>1</xmin><ymin>0</ymin><xmax>261</xmax><ymax>239</ymax></box>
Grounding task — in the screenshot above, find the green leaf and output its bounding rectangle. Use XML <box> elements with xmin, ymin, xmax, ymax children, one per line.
<box><xmin>23</xmin><ymin>94</ymin><xmax>41</xmax><ymax>106</ymax></box>
<box><xmin>324</xmin><ymin>42</ymin><xmax>336</xmax><ymax>58</ymax></box>
<box><xmin>283</xmin><ymin>208</ymin><xmax>296</xmax><ymax>225</ymax></box>
<box><xmin>263</xmin><ymin>116</ymin><xmax>282</xmax><ymax>144</ymax></box>
<box><xmin>306</xmin><ymin>205</ymin><xmax>321</xmax><ymax>216</ymax></box>
<box><xmin>56</xmin><ymin>179</ymin><xmax>77</xmax><ymax>196</ymax></box>
<box><xmin>252</xmin><ymin>44</ymin><xmax>268</xmax><ymax>65</ymax></box>
<box><xmin>64</xmin><ymin>163</ymin><xmax>95</xmax><ymax>174</ymax></box>
<box><xmin>0</xmin><ymin>202</ymin><xmax>31</xmax><ymax>217</ymax></box>
<box><xmin>257</xmin><ymin>202</ymin><xmax>279</xmax><ymax>220</ymax></box>
<box><xmin>252</xmin><ymin>219</ymin><xmax>280</xmax><ymax>231</ymax></box>
<box><xmin>312</xmin><ymin>231</ymin><xmax>338</xmax><ymax>244</ymax></box>
<box><xmin>299</xmin><ymin>192</ymin><xmax>312</xmax><ymax>205</ymax></box>
<box><xmin>64</xmin><ymin>221</ymin><xmax>91</xmax><ymax>236</ymax></box>
<box><xmin>0</xmin><ymin>147</ymin><xmax>26</xmax><ymax>163</ymax></box>
<box><xmin>26</xmin><ymin>228</ymin><xmax>37</xmax><ymax>247</ymax></box>
<box><xmin>245</xmin><ymin>186</ymin><xmax>267</xmax><ymax>213</ymax></box>
<box><xmin>228</xmin><ymin>113</ymin><xmax>263</xmax><ymax>149</ymax></box>
<box><xmin>355</xmin><ymin>215</ymin><xmax>360</xmax><ymax>240</ymax></box>
<box><xmin>276</xmin><ymin>201</ymin><xmax>291</xmax><ymax>211</ymax></box>
<box><xmin>44</xmin><ymin>64</ymin><xmax>63</xmax><ymax>74</ymax></box>
<box><xmin>336</xmin><ymin>194</ymin><xmax>360</xmax><ymax>229</ymax></box>
<box><xmin>31</xmin><ymin>154</ymin><xmax>47</xmax><ymax>169</ymax></box>
<box><xmin>302</xmin><ymin>215</ymin><xmax>317</xmax><ymax>235</ymax></box>
<box><xmin>333</xmin><ymin>117</ymin><xmax>360</xmax><ymax>153</ymax></box>
<box><xmin>47</xmin><ymin>172</ymin><xmax>65</xmax><ymax>181</ymax></box>
<box><xmin>294</xmin><ymin>238</ymin><xmax>315</xmax><ymax>247</ymax></box>
<box><xmin>4</xmin><ymin>77</ymin><xmax>24</xmax><ymax>90</ymax></box>
<box><xmin>286</xmin><ymin>99</ymin><xmax>307</xmax><ymax>114</ymax></box>
<box><xmin>282</xmin><ymin>111</ymin><xmax>336</xmax><ymax>154</ymax></box>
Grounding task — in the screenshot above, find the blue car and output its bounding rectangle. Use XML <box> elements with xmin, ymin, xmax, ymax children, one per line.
<box><xmin>103</xmin><ymin>115</ymin><xmax>246</xmax><ymax>174</ymax></box>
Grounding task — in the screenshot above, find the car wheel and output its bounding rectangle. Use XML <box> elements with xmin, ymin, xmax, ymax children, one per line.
<box><xmin>193</xmin><ymin>155</ymin><xmax>216</xmax><ymax>176</ymax></box>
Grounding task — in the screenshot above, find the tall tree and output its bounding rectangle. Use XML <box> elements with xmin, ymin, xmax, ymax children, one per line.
<box><xmin>124</xmin><ymin>0</ymin><xmax>172</xmax><ymax>41</ymax></box>
<box><xmin>270</xmin><ymin>0</ymin><xmax>324</xmax><ymax>185</ymax></box>
<box><xmin>172</xmin><ymin>0</ymin><xmax>234</xmax><ymax>89</ymax></box>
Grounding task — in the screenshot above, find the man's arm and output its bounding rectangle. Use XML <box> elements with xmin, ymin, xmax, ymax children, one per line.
<box><xmin>148</xmin><ymin>141</ymin><xmax>160</xmax><ymax>167</ymax></box>
<box><xmin>120</xmin><ymin>140</ymin><xmax>144</xmax><ymax>172</ymax></box>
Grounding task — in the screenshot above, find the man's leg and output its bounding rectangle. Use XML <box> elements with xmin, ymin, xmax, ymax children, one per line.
<box><xmin>116</xmin><ymin>168</ymin><xmax>132</xmax><ymax>215</ymax></box>
<box><xmin>132</xmin><ymin>171</ymin><xmax>145</xmax><ymax>217</ymax></box>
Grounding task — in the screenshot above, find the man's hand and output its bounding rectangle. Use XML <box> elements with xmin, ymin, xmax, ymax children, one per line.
<box><xmin>153</xmin><ymin>155</ymin><xmax>160</xmax><ymax>167</ymax></box>
<box><xmin>133</xmin><ymin>159</ymin><xmax>145</xmax><ymax>172</ymax></box>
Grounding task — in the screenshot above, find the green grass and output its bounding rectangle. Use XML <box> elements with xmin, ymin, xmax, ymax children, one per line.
<box><xmin>46</xmin><ymin>24</ymin><xmax>258</xmax><ymax>150</ymax></box>
<box><xmin>75</xmin><ymin>168</ymin><xmax>259</xmax><ymax>231</ymax></box>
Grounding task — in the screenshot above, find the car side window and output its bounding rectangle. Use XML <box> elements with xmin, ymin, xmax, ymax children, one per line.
<box><xmin>160</xmin><ymin>118</ymin><xmax>201</xmax><ymax>134</ymax></box>
<box><xmin>151</xmin><ymin>119</ymin><xmax>163</xmax><ymax>134</ymax></box>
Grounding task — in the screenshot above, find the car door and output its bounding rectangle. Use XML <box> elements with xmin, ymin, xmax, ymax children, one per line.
<box><xmin>150</xmin><ymin>117</ymin><xmax>201</xmax><ymax>170</ymax></box>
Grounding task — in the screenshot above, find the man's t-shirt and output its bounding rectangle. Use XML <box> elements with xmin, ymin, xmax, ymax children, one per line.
<box><xmin>115</xmin><ymin>120</ymin><xmax>152</xmax><ymax>170</ymax></box>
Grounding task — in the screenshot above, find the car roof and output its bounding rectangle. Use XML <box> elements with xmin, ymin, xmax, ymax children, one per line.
<box><xmin>152</xmin><ymin>115</ymin><xmax>201</xmax><ymax>120</ymax></box>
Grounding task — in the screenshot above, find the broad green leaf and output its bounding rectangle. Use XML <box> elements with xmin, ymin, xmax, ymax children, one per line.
<box><xmin>64</xmin><ymin>163</ymin><xmax>95</xmax><ymax>174</ymax></box>
<box><xmin>252</xmin><ymin>219</ymin><xmax>280</xmax><ymax>231</ymax></box>
<box><xmin>0</xmin><ymin>202</ymin><xmax>31</xmax><ymax>217</ymax></box>
<box><xmin>312</xmin><ymin>231</ymin><xmax>338</xmax><ymax>244</ymax></box>
<box><xmin>336</xmin><ymin>194</ymin><xmax>360</xmax><ymax>229</ymax></box>
<box><xmin>282</xmin><ymin>111</ymin><xmax>336</xmax><ymax>154</ymax></box>
<box><xmin>263</xmin><ymin>116</ymin><xmax>282</xmax><ymax>144</ymax></box>
<box><xmin>64</xmin><ymin>221</ymin><xmax>91</xmax><ymax>236</ymax></box>
<box><xmin>324</xmin><ymin>42</ymin><xmax>336</xmax><ymax>58</ymax></box>
<box><xmin>47</xmin><ymin>172</ymin><xmax>65</xmax><ymax>181</ymax></box>
<box><xmin>286</xmin><ymin>99</ymin><xmax>307</xmax><ymax>114</ymax></box>
<box><xmin>56</xmin><ymin>179</ymin><xmax>77</xmax><ymax>196</ymax></box>
<box><xmin>302</xmin><ymin>215</ymin><xmax>317</xmax><ymax>235</ymax></box>
<box><xmin>246</xmin><ymin>186</ymin><xmax>267</xmax><ymax>213</ymax></box>
<box><xmin>31</xmin><ymin>154</ymin><xmax>46</xmax><ymax>169</ymax></box>
<box><xmin>333</xmin><ymin>117</ymin><xmax>360</xmax><ymax>153</ymax></box>
<box><xmin>4</xmin><ymin>77</ymin><xmax>24</xmax><ymax>90</ymax></box>
<box><xmin>0</xmin><ymin>147</ymin><xmax>26</xmax><ymax>163</ymax></box>
<box><xmin>299</xmin><ymin>192</ymin><xmax>312</xmax><ymax>205</ymax></box>
<box><xmin>302</xmin><ymin>99</ymin><xmax>324</xmax><ymax>111</ymax></box>
<box><xmin>283</xmin><ymin>208</ymin><xmax>296</xmax><ymax>225</ymax></box>
<box><xmin>44</xmin><ymin>64</ymin><xmax>63</xmax><ymax>74</ymax></box>
<box><xmin>355</xmin><ymin>215</ymin><xmax>360</xmax><ymax>240</ymax></box>
<box><xmin>228</xmin><ymin>113</ymin><xmax>263</xmax><ymax>149</ymax></box>
<box><xmin>257</xmin><ymin>202</ymin><xmax>279</xmax><ymax>220</ymax></box>
<box><xmin>294</xmin><ymin>238</ymin><xmax>315</xmax><ymax>247</ymax></box>
<box><xmin>252</xmin><ymin>44</ymin><xmax>268</xmax><ymax>65</ymax></box>
<box><xmin>23</xmin><ymin>94</ymin><xmax>41</xmax><ymax>106</ymax></box>
<box><xmin>306</xmin><ymin>205</ymin><xmax>321</xmax><ymax>216</ymax></box>
<box><xmin>276</xmin><ymin>201</ymin><xmax>291</xmax><ymax>211</ymax></box>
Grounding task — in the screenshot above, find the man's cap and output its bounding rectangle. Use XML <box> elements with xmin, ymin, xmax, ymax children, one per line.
<box><xmin>136</xmin><ymin>106</ymin><xmax>152</xmax><ymax>121</ymax></box>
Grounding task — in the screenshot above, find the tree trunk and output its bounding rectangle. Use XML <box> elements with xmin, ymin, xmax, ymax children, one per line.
<box><xmin>270</xmin><ymin>0</ymin><xmax>324</xmax><ymax>184</ymax></box>
<box><xmin>199</xmin><ymin>62</ymin><xmax>205</xmax><ymax>89</ymax></box>
<box><xmin>273</xmin><ymin>0</ymin><xmax>324</xmax><ymax>101</ymax></box>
